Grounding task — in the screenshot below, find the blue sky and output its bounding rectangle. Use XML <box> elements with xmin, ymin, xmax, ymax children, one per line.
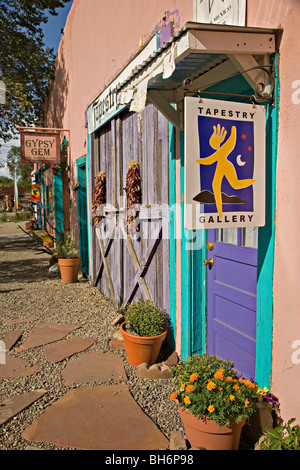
<box><xmin>42</xmin><ymin>1</ymin><xmax>74</xmax><ymax>53</ymax></box>
<box><xmin>0</xmin><ymin>1</ymin><xmax>74</xmax><ymax>177</ymax></box>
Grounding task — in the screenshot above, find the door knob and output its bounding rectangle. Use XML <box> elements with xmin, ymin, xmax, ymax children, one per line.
<box><xmin>203</xmin><ymin>257</ymin><xmax>214</xmax><ymax>268</ymax></box>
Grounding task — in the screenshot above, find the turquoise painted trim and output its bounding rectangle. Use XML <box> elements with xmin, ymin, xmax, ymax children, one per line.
<box><xmin>46</xmin><ymin>183</ymin><xmax>51</xmax><ymax>217</ymax></box>
<box><xmin>180</xmin><ymin>131</ymin><xmax>206</xmax><ymax>360</ymax></box>
<box><xmin>255</xmin><ymin>55</ymin><xmax>279</xmax><ymax>389</ymax></box>
<box><xmin>54</xmin><ymin>171</ymin><xmax>64</xmax><ymax>238</ymax></box>
<box><xmin>86</xmin><ymin>135</ymin><xmax>91</xmax><ymax>278</ymax></box>
<box><xmin>168</xmin><ymin>123</ymin><xmax>176</xmax><ymax>350</ymax></box>
<box><xmin>41</xmin><ymin>171</ymin><xmax>46</xmax><ymax>229</ymax></box>
<box><xmin>76</xmin><ymin>155</ymin><xmax>90</xmax><ymax>276</ymax></box>
<box><xmin>180</xmin><ymin>129</ymin><xmax>191</xmax><ymax>359</ymax></box>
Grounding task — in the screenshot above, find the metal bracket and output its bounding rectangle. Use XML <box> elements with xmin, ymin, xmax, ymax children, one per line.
<box><xmin>228</xmin><ymin>54</ymin><xmax>274</xmax><ymax>101</ymax></box>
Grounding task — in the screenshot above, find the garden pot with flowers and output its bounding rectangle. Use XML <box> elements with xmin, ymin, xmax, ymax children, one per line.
<box><xmin>56</xmin><ymin>231</ymin><xmax>81</xmax><ymax>284</ymax></box>
<box><xmin>170</xmin><ymin>354</ymin><xmax>260</xmax><ymax>450</ymax></box>
<box><xmin>120</xmin><ymin>299</ymin><xmax>167</xmax><ymax>367</ymax></box>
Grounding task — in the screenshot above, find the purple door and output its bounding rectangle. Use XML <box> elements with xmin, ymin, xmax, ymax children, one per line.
<box><xmin>206</xmin><ymin>228</ymin><xmax>258</xmax><ymax>380</ymax></box>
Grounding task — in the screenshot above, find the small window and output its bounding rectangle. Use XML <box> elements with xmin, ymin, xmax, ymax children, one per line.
<box><xmin>242</xmin><ymin>227</ymin><xmax>258</xmax><ymax>249</ymax></box>
<box><xmin>216</xmin><ymin>228</ymin><xmax>238</xmax><ymax>245</ymax></box>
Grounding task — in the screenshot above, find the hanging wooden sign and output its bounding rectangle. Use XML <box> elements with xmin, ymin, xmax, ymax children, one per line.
<box><xmin>20</xmin><ymin>132</ymin><xmax>60</xmax><ymax>164</ymax></box>
<box><xmin>184</xmin><ymin>97</ymin><xmax>266</xmax><ymax>229</ymax></box>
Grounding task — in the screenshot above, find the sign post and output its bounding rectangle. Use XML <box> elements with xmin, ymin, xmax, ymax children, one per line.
<box><xmin>184</xmin><ymin>97</ymin><xmax>265</xmax><ymax>230</ymax></box>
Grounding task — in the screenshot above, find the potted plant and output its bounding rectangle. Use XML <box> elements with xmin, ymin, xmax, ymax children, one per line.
<box><xmin>259</xmin><ymin>418</ymin><xmax>300</xmax><ymax>450</ymax></box>
<box><xmin>120</xmin><ymin>299</ymin><xmax>167</xmax><ymax>366</ymax></box>
<box><xmin>56</xmin><ymin>231</ymin><xmax>81</xmax><ymax>283</ymax></box>
<box><xmin>170</xmin><ymin>354</ymin><xmax>260</xmax><ymax>450</ymax></box>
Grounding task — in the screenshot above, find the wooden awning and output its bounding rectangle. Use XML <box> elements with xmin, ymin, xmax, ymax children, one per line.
<box><xmin>117</xmin><ymin>22</ymin><xmax>279</xmax><ymax>130</ymax></box>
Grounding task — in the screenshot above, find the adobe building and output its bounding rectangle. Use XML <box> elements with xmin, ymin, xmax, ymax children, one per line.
<box><xmin>40</xmin><ymin>0</ymin><xmax>300</xmax><ymax>425</ymax></box>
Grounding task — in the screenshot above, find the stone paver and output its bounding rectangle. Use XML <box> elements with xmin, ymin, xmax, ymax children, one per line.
<box><xmin>22</xmin><ymin>385</ymin><xmax>169</xmax><ymax>450</ymax></box>
<box><xmin>0</xmin><ymin>355</ymin><xmax>40</xmax><ymax>379</ymax></box>
<box><xmin>43</xmin><ymin>337</ymin><xmax>95</xmax><ymax>363</ymax></box>
<box><xmin>15</xmin><ymin>323</ymin><xmax>80</xmax><ymax>352</ymax></box>
<box><xmin>1</xmin><ymin>330</ymin><xmax>23</xmax><ymax>350</ymax></box>
<box><xmin>0</xmin><ymin>390</ymin><xmax>47</xmax><ymax>425</ymax></box>
<box><xmin>61</xmin><ymin>350</ymin><xmax>127</xmax><ymax>386</ymax></box>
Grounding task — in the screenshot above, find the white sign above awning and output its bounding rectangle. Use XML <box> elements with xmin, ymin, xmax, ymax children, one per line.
<box><xmin>184</xmin><ymin>97</ymin><xmax>265</xmax><ymax>229</ymax></box>
<box><xmin>194</xmin><ymin>0</ymin><xmax>246</xmax><ymax>26</ymax></box>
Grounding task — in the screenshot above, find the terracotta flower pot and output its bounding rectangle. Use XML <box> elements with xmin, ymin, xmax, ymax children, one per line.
<box><xmin>58</xmin><ymin>257</ymin><xmax>81</xmax><ymax>283</ymax></box>
<box><xmin>120</xmin><ymin>322</ymin><xmax>167</xmax><ymax>366</ymax></box>
<box><xmin>179</xmin><ymin>407</ymin><xmax>246</xmax><ymax>450</ymax></box>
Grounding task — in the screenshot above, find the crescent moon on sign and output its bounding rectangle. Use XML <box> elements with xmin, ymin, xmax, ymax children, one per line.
<box><xmin>236</xmin><ymin>154</ymin><xmax>246</xmax><ymax>166</ymax></box>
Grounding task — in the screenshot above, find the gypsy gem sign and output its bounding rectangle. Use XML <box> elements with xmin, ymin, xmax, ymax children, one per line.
<box><xmin>21</xmin><ymin>132</ymin><xmax>60</xmax><ymax>164</ymax></box>
<box><xmin>184</xmin><ymin>97</ymin><xmax>266</xmax><ymax>229</ymax></box>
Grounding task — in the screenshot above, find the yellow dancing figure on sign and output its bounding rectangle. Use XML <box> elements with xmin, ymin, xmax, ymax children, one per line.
<box><xmin>196</xmin><ymin>124</ymin><xmax>255</xmax><ymax>219</ymax></box>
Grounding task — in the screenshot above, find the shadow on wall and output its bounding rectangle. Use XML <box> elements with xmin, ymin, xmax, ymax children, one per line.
<box><xmin>43</xmin><ymin>40</ymin><xmax>69</xmax><ymax>128</ymax></box>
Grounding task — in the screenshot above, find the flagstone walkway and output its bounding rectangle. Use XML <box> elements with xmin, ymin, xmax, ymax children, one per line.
<box><xmin>0</xmin><ymin>222</ymin><xmax>181</xmax><ymax>450</ymax></box>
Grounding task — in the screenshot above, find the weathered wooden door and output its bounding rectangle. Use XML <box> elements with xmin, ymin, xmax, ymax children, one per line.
<box><xmin>206</xmin><ymin>227</ymin><xmax>258</xmax><ymax>379</ymax></box>
<box><xmin>91</xmin><ymin>105</ymin><xmax>170</xmax><ymax>314</ymax></box>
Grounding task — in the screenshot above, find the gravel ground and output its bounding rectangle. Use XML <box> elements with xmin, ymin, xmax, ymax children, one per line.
<box><xmin>0</xmin><ymin>221</ymin><xmax>183</xmax><ymax>450</ymax></box>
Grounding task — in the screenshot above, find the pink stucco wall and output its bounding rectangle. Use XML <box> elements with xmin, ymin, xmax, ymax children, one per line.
<box><xmin>247</xmin><ymin>0</ymin><xmax>300</xmax><ymax>424</ymax></box>
<box><xmin>44</xmin><ymin>0</ymin><xmax>300</xmax><ymax>425</ymax></box>
<box><xmin>44</xmin><ymin>0</ymin><xmax>192</xmax><ymax>244</ymax></box>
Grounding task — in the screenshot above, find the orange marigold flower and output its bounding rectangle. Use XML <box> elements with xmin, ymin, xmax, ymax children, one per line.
<box><xmin>207</xmin><ymin>381</ymin><xmax>216</xmax><ymax>391</ymax></box>
<box><xmin>245</xmin><ymin>400</ymin><xmax>249</xmax><ymax>407</ymax></box>
<box><xmin>218</xmin><ymin>386</ymin><xmax>223</xmax><ymax>391</ymax></box>
<box><xmin>170</xmin><ymin>392</ymin><xmax>177</xmax><ymax>401</ymax></box>
<box><xmin>189</xmin><ymin>373</ymin><xmax>198</xmax><ymax>382</ymax></box>
<box><xmin>186</xmin><ymin>384</ymin><xmax>194</xmax><ymax>393</ymax></box>
<box><xmin>184</xmin><ymin>396</ymin><xmax>191</xmax><ymax>405</ymax></box>
<box><xmin>244</xmin><ymin>380</ymin><xmax>255</xmax><ymax>388</ymax></box>
<box><xmin>207</xmin><ymin>405</ymin><xmax>215</xmax><ymax>413</ymax></box>
<box><xmin>233</xmin><ymin>383</ymin><xmax>239</xmax><ymax>390</ymax></box>
<box><xmin>229</xmin><ymin>394</ymin><xmax>235</xmax><ymax>402</ymax></box>
<box><xmin>224</xmin><ymin>376</ymin><xmax>233</xmax><ymax>382</ymax></box>
<box><xmin>214</xmin><ymin>368</ymin><xmax>224</xmax><ymax>380</ymax></box>
<box><xmin>180</xmin><ymin>384</ymin><xmax>185</xmax><ymax>391</ymax></box>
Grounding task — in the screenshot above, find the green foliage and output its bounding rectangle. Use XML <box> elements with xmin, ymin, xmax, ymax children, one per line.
<box><xmin>259</xmin><ymin>419</ymin><xmax>300</xmax><ymax>450</ymax></box>
<box><xmin>0</xmin><ymin>211</ymin><xmax>31</xmax><ymax>222</ymax></box>
<box><xmin>7</xmin><ymin>146</ymin><xmax>33</xmax><ymax>188</ymax></box>
<box><xmin>56</xmin><ymin>231</ymin><xmax>78</xmax><ymax>259</ymax></box>
<box><xmin>0</xmin><ymin>0</ymin><xmax>71</xmax><ymax>141</ymax></box>
<box><xmin>0</xmin><ymin>176</ymin><xmax>13</xmax><ymax>187</ymax></box>
<box><xmin>170</xmin><ymin>354</ymin><xmax>259</xmax><ymax>428</ymax></box>
<box><xmin>124</xmin><ymin>299</ymin><xmax>165</xmax><ymax>337</ymax></box>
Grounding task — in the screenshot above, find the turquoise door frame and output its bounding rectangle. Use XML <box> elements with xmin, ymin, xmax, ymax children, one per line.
<box><xmin>168</xmin><ymin>125</ymin><xmax>206</xmax><ymax>356</ymax></box>
<box><xmin>76</xmin><ymin>155</ymin><xmax>89</xmax><ymax>276</ymax></box>
<box><xmin>169</xmin><ymin>55</ymin><xmax>279</xmax><ymax>389</ymax></box>
<box><xmin>41</xmin><ymin>169</ymin><xmax>46</xmax><ymax>229</ymax></box>
<box><xmin>54</xmin><ymin>171</ymin><xmax>64</xmax><ymax>238</ymax></box>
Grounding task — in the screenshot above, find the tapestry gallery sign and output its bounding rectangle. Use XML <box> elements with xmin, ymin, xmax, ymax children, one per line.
<box><xmin>184</xmin><ymin>97</ymin><xmax>266</xmax><ymax>229</ymax></box>
<box><xmin>20</xmin><ymin>132</ymin><xmax>60</xmax><ymax>164</ymax></box>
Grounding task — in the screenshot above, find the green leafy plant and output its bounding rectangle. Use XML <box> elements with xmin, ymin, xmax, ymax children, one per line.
<box><xmin>56</xmin><ymin>231</ymin><xmax>79</xmax><ymax>259</ymax></box>
<box><xmin>170</xmin><ymin>354</ymin><xmax>260</xmax><ymax>428</ymax></box>
<box><xmin>259</xmin><ymin>418</ymin><xmax>300</xmax><ymax>450</ymax></box>
<box><xmin>124</xmin><ymin>299</ymin><xmax>165</xmax><ymax>337</ymax></box>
